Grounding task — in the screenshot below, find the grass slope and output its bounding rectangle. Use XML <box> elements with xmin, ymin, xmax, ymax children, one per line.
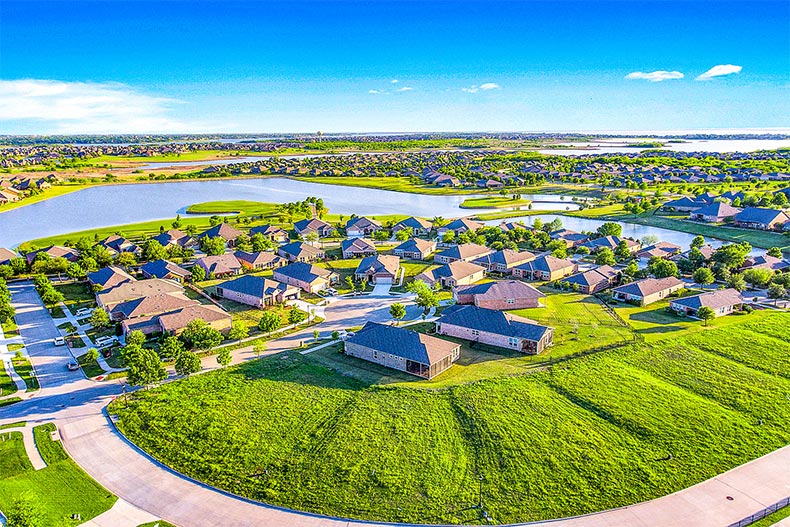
<box><xmin>111</xmin><ymin>313</ymin><xmax>790</xmax><ymax>525</ymax></box>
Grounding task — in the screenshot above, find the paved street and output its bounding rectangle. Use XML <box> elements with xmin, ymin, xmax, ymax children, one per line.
<box><xmin>1</xmin><ymin>280</ymin><xmax>789</xmax><ymax>527</ymax></box>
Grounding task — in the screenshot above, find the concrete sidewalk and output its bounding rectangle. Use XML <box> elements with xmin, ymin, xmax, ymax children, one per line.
<box><xmin>78</xmin><ymin>498</ymin><xmax>159</xmax><ymax>527</ymax></box>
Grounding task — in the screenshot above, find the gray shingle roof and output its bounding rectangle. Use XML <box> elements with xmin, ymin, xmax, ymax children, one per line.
<box><xmin>347</xmin><ymin>322</ymin><xmax>459</xmax><ymax>365</ymax></box>
<box><xmin>439</xmin><ymin>305</ymin><xmax>550</xmax><ymax>342</ymax></box>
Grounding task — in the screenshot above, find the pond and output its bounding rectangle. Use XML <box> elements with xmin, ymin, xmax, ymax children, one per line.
<box><xmin>0</xmin><ymin>177</ymin><xmax>572</xmax><ymax>247</ymax></box>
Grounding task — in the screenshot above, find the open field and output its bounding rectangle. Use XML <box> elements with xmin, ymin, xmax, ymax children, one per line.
<box><xmin>0</xmin><ymin>424</ymin><xmax>117</xmax><ymax>526</ymax></box>
<box><xmin>54</xmin><ymin>282</ymin><xmax>96</xmax><ymax>316</ymax></box>
<box><xmin>295</xmin><ymin>175</ymin><xmax>481</xmax><ymax>195</ymax></box>
<box><xmin>111</xmin><ymin>309</ymin><xmax>790</xmax><ymax>524</ymax></box>
<box><xmin>459</xmin><ymin>196</ymin><xmax>532</xmax><ymax>209</ymax></box>
<box><xmin>0</xmin><ymin>184</ymin><xmax>88</xmax><ymax>214</ymax></box>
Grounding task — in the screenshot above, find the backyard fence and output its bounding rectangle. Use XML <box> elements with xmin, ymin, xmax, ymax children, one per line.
<box><xmin>727</xmin><ymin>496</ymin><xmax>790</xmax><ymax>527</ymax></box>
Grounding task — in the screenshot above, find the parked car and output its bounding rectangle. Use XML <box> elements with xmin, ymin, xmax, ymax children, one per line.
<box><xmin>66</xmin><ymin>361</ymin><xmax>79</xmax><ymax>371</ymax></box>
<box><xmin>75</xmin><ymin>307</ymin><xmax>93</xmax><ymax>318</ymax></box>
<box><xmin>95</xmin><ymin>336</ymin><xmax>119</xmax><ymax>348</ymax></box>
<box><xmin>54</xmin><ymin>336</ymin><xmax>66</xmax><ymax>346</ymax></box>
<box><xmin>326</xmin><ymin>288</ymin><xmax>338</xmax><ymax>295</ymax></box>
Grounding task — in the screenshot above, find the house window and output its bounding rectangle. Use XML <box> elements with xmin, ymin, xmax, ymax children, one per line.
<box><xmin>509</xmin><ymin>337</ymin><xmax>519</xmax><ymax>347</ymax></box>
<box><xmin>471</xmin><ymin>329</ymin><xmax>479</xmax><ymax>336</ymax></box>
<box><xmin>506</xmin><ymin>298</ymin><xmax>515</xmax><ymax>305</ymax></box>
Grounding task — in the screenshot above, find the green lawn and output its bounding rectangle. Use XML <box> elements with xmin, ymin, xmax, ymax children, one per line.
<box><xmin>749</xmin><ymin>505</ymin><xmax>790</xmax><ymax>527</ymax></box>
<box><xmin>0</xmin><ymin>362</ymin><xmax>18</xmax><ymax>396</ymax></box>
<box><xmin>460</xmin><ymin>196</ymin><xmax>532</xmax><ymax>209</ymax></box>
<box><xmin>110</xmin><ymin>312</ymin><xmax>790</xmax><ymax>525</ymax></box>
<box><xmin>54</xmin><ymin>282</ymin><xmax>96</xmax><ymax>316</ymax></box>
<box><xmin>77</xmin><ymin>353</ymin><xmax>106</xmax><ymax>378</ymax></box>
<box><xmin>296</xmin><ymin>175</ymin><xmax>479</xmax><ymax>195</ymax></box>
<box><xmin>0</xmin><ymin>423</ymin><xmax>117</xmax><ymax>527</ymax></box>
<box><xmin>0</xmin><ymin>431</ymin><xmax>33</xmax><ymax>479</ymax></box>
<box><xmin>12</xmin><ymin>354</ymin><xmax>39</xmax><ymax>390</ymax></box>
<box><xmin>2</xmin><ymin>318</ymin><xmax>19</xmax><ymax>338</ymax></box>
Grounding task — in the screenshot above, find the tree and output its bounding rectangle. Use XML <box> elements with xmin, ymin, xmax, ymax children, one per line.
<box><xmin>596</xmin><ymin>222</ymin><xmax>622</xmax><ymax>238</ymax></box>
<box><xmin>696</xmin><ymin>306</ymin><xmax>715</xmax><ymax>326</ymax></box>
<box><xmin>767</xmin><ymin>282</ymin><xmax>787</xmax><ymax>302</ymax></box>
<box><xmin>395</xmin><ymin>228</ymin><xmax>412</xmax><ymax>241</ymax></box>
<box><xmin>288</xmin><ymin>308</ymin><xmax>308</xmax><ymax>325</ymax></box>
<box><xmin>142</xmin><ymin>239</ymin><xmax>167</xmax><ymax>261</ymax></box>
<box><xmin>711</xmin><ymin>242</ymin><xmax>752</xmax><ymax>269</ymax></box>
<box><xmin>743</xmin><ymin>268</ymin><xmax>773</xmax><ymax>289</ymax></box>
<box><xmin>85</xmin><ymin>347</ymin><xmax>100</xmax><ymax>362</ymax></box>
<box><xmin>406</xmin><ymin>280</ymin><xmax>439</xmax><ymax>311</ymax></box>
<box><xmin>160</xmin><ymin>336</ymin><xmax>185</xmax><ymax>360</ymax></box>
<box><xmin>648</xmin><ymin>257</ymin><xmax>679</xmax><ymax>278</ymax></box>
<box><xmin>191</xmin><ymin>264</ymin><xmax>206</xmax><ymax>283</ymax></box>
<box><xmin>372</xmin><ymin>229</ymin><xmax>390</xmax><ymax>242</ymax></box>
<box><xmin>126</xmin><ymin>345</ymin><xmax>167</xmax><ymax>387</ymax></box>
<box><xmin>172</xmin><ymin>214</ymin><xmax>183</xmax><ymax>229</ymax></box>
<box><xmin>217</xmin><ymin>347</ymin><xmax>232</xmax><ymax>367</ymax></box>
<box><xmin>39</xmin><ymin>287</ymin><xmax>64</xmax><ymax>306</ymax></box>
<box><xmin>200</xmin><ymin>236</ymin><xmax>225</xmax><ymax>256</ymax></box>
<box><xmin>344</xmin><ymin>275</ymin><xmax>355</xmax><ymax>292</ymax></box>
<box><xmin>6</xmin><ymin>495</ymin><xmax>44</xmax><ymax>527</ymax></box>
<box><xmin>389</xmin><ymin>302</ymin><xmax>406</xmax><ymax>325</ymax></box>
<box><xmin>692</xmin><ymin>267</ymin><xmax>715</xmax><ymax>286</ymax></box>
<box><xmin>180</xmin><ymin>319</ymin><xmax>223</xmax><ymax>350</ymax></box>
<box><xmin>228</xmin><ymin>321</ymin><xmax>249</xmax><ymax>341</ymax></box>
<box><xmin>250</xmin><ymin>232</ymin><xmax>272</xmax><ymax>252</ymax></box>
<box><xmin>126</xmin><ymin>330</ymin><xmax>146</xmax><ymax>348</ymax></box>
<box><xmin>89</xmin><ymin>307</ymin><xmax>110</xmax><ymax>329</ymax></box>
<box><xmin>595</xmin><ymin>248</ymin><xmax>616</xmax><ymax>266</ymax></box>
<box><xmin>174</xmin><ymin>350</ymin><xmax>202</xmax><ymax>376</ymax></box>
<box><xmin>726</xmin><ymin>273</ymin><xmax>747</xmax><ymax>292</ymax></box>
<box><xmin>623</xmin><ymin>260</ymin><xmax>639</xmax><ymax>278</ymax></box>
<box><xmin>258</xmin><ymin>311</ymin><xmax>281</xmax><ymax>334</ymax></box>
<box><xmin>614</xmin><ymin>240</ymin><xmax>632</xmax><ymax>261</ymax></box>
<box><xmin>690</xmin><ymin>235</ymin><xmax>705</xmax><ymax>249</ymax></box>
<box><xmin>767</xmin><ymin>246</ymin><xmax>783</xmax><ymax>258</ymax></box>
<box><xmin>773</xmin><ymin>192</ymin><xmax>788</xmax><ymax>207</ymax></box>
<box><xmin>641</xmin><ymin>234</ymin><xmax>659</xmax><ymax>247</ymax></box>
<box><xmin>253</xmin><ymin>341</ymin><xmax>266</xmax><ymax>357</ymax></box>
<box><xmin>234</xmin><ymin>234</ymin><xmax>252</xmax><ymax>252</ymax></box>
<box><xmin>115</xmin><ymin>252</ymin><xmax>137</xmax><ymax>268</ymax></box>
<box><xmin>66</xmin><ymin>262</ymin><xmax>85</xmax><ymax>280</ymax></box>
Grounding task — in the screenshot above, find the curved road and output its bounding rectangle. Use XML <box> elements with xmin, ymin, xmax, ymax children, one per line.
<box><xmin>1</xmin><ymin>281</ymin><xmax>788</xmax><ymax>527</ymax></box>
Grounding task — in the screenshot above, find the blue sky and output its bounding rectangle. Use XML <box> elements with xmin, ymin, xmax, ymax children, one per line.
<box><xmin>1</xmin><ymin>0</ymin><xmax>788</xmax><ymax>133</ymax></box>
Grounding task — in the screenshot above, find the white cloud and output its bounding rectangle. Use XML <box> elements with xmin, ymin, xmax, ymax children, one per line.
<box><xmin>396</xmin><ymin>86</ymin><xmax>413</xmax><ymax>92</ymax></box>
<box><xmin>479</xmin><ymin>83</ymin><xmax>500</xmax><ymax>91</ymax></box>
<box><xmin>390</xmin><ymin>79</ymin><xmax>399</xmax><ymax>84</ymax></box>
<box><xmin>0</xmin><ymin>79</ymin><xmax>203</xmax><ymax>133</ymax></box>
<box><xmin>696</xmin><ymin>64</ymin><xmax>742</xmax><ymax>81</ymax></box>
<box><xmin>368</xmin><ymin>89</ymin><xmax>381</xmax><ymax>94</ymax></box>
<box><xmin>625</xmin><ymin>70</ymin><xmax>684</xmax><ymax>82</ymax></box>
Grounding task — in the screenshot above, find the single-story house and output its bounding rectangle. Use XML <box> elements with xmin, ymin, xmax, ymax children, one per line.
<box><xmin>741</xmin><ymin>255</ymin><xmax>790</xmax><ymax>273</ymax></box>
<box><xmin>393</xmin><ymin>238</ymin><xmax>437</xmax><ymax>260</ymax></box>
<box><xmin>110</xmin><ymin>292</ymin><xmax>198</xmax><ymax>322</ymax></box>
<box><xmin>689</xmin><ymin>202</ymin><xmax>742</xmax><ymax>223</ymax></box>
<box><xmin>550</xmin><ymin>229</ymin><xmax>590</xmax><ymax>248</ymax></box>
<box><xmin>579</xmin><ymin>236</ymin><xmax>641</xmax><ymax>254</ymax></box>
<box><xmin>636</xmin><ymin>242</ymin><xmax>682</xmax><ymax>261</ymax></box>
<box><xmin>734</xmin><ymin>207</ymin><xmax>790</xmax><ymax>231</ymax></box>
<box><xmin>195</xmin><ymin>253</ymin><xmax>243</xmax><ymax>278</ymax></box>
<box><xmin>273</xmin><ymin>262</ymin><xmax>339</xmax><ymax>293</ymax></box>
<box><xmin>249</xmin><ymin>224</ymin><xmax>290</xmax><ymax>243</ymax></box>
<box><xmin>354</xmin><ymin>255</ymin><xmax>400</xmax><ymax>284</ymax></box>
<box><xmin>122</xmin><ymin>303</ymin><xmax>231</xmax><ymax>337</ymax></box>
<box><xmin>25</xmin><ymin>245</ymin><xmax>80</xmax><ymax>265</ymax></box>
<box><xmin>87</xmin><ymin>266</ymin><xmax>135</xmax><ymax>292</ymax></box>
<box><xmin>498</xmin><ymin>221</ymin><xmax>530</xmax><ymax>233</ymax></box>
<box><xmin>662</xmin><ymin>197</ymin><xmax>707</xmax><ymax>212</ymax></box>
<box><xmin>472</xmin><ymin>249</ymin><xmax>535</xmax><ymax>273</ymax></box>
<box><xmin>98</xmin><ymin>235</ymin><xmax>140</xmax><ymax>256</ymax></box>
<box><xmin>436</xmin><ymin>218</ymin><xmax>483</xmax><ymax>237</ymax></box>
<box><xmin>216</xmin><ymin>275</ymin><xmax>300</xmax><ymax>308</ymax></box>
<box><xmin>277</xmin><ymin>241</ymin><xmax>325</xmax><ymax>263</ymax></box>
<box><xmin>140</xmin><ymin>259</ymin><xmax>191</xmax><ymax>283</ymax></box>
<box><xmin>346</xmin><ymin>217</ymin><xmax>382</xmax><ymax>237</ymax></box>
<box><xmin>152</xmin><ymin>229</ymin><xmax>197</xmax><ymax>249</ymax></box>
<box><xmin>95</xmin><ymin>278</ymin><xmax>183</xmax><ymax>310</ymax></box>
<box><xmin>669</xmin><ymin>288</ymin><xmax>743</xmax><ymax>318</ymax></box>
<box><xmin>233</xmin><ymin>250</ymin><xmax>286</xmax><ymax>270</ymax></box>
<box><xmin>341</xmin><ymin>238</ymin><xmax>377</xmax><ymax>259</ymax></box>
<box><xmin>344</xmin><ymin>322</ymin><xmax>460</xmax><ymax>380</ymax></box>
<box><xmin>392</xmin><ymin>217</ymin><xmax>432</xmax><ymax>236</ymax></box>
<box><xmin>0</xmin><ymin>248</ymin><xmax>17</xmax><ymax>266</ymax></box>
<box><xmin>561</xmin><ymin>265</ymin><xmax>621</xmax><ymax>294</ymax></box>
<box><xmin>454</xmin><ymin>280</ymin><xmax>545</xmax><ymax>310</ymax></box>
<box><xmin>415</xmin><ymin>261</ymin><xmax>486</xmax><ymax>288</ymax></box>
<box><xmin>436</xmin><ymin>305</ymin><xmax>553</xmax><ymax>354</ymax></box>
<box><xmin>293</xmin><ymin>218</ymin><xmax>334</xmax><ymax>238</ymax></box>
<box><xmin>511</xmin><ymin>255</ymin><xmax>577</xmax><ymax>281</ymax></box>
<box><xmin>434</xmin><ymin>243</ymin><xmax>493</xmax><ymax>264</ymax></box>
<box><xmin>197</xmin><ymin>223</ymin><xmax>244</xmax><ymax>247</ymax></box>
<box><xmin>612</xmin><ymin>276</ymin><xmax>685</xmax><ymax>306</ymax></box>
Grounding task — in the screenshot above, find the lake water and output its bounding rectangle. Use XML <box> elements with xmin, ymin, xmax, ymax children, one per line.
<box><xmin>484</xmin><ymin>214</ymin><xmax>764</xmax><ymax>256</ymax></box>
<box><xmin>0</xmin><ymin>177</ymin><xmax>572</xmax><ymax>247</ymax></box>
<box><xmin>539</xmin><ymin>139</ymin><xmax>790</xmax><ymax>156</ymax></box>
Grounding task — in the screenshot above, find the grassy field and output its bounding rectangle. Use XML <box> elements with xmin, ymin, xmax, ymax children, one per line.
<box><xmin>460</xmin><ymin>196</ymin><xmax>532</xmax><ymax>209</ymax></box>
<box><xmin>0</xmin><ymin>362</ymin><xmax>17</xmax><ymax>396</ymax></box>
<box><xmin>0</xmin><ymin>423</ymin><xmax>117</xmax><ymax>526</ymax></box>
<box><xmin>0</xmin><ymin>184</ymin><xmax>86</xmax><ymax>214</ymax></box>
<box><xmin>111</xmin><ymin>311</ymin><xmax>790</xmax><ymax>524</ymax></box>
<box><xmin>12</xmin><ymin>354</ymin><xmax>39</xmax><ymax>390</ymax></box>
<box><xmin>54</xmin><ymin>282</ymin><xmax>96</xmax><ymax>316</ymax></box>
<box><xmin>295</xmin><ymin>175</ymin><xmax>480</xmax><ymax>195</ymax></box>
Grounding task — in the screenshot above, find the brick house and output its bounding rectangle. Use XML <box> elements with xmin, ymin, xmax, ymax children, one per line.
<box><xmin>436</xmin><ymin>305</ymin><xmax>553</xmax><ymax>354</ymax></box>
<box><xmin>454</xmin><ymin>280</ymin><xmax>545</xmax><ymax>310</ymax></box>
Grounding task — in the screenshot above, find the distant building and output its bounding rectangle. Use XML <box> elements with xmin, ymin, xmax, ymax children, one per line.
<box><xmin>346</xmin><ymin>217</ymin><xmax>382</xmax><ymax>237</ymax></box>
<box><xmin>669</xmin><ymin>288</ymin><xmax>743</xmax><ymax>318</ymax></box>
<box><xmin>273</xmin><ymin>262</ymin><xmax>338</xmax><ymax>293</ymax></box>
<box><xmin>415</xmin><ymin>261</ymin><xmax>486</xmax><ymax>288</ymax></box>
<box><xmin>434</xmin><ymin>243</ymin><xmax>493</xmax><ymax>264</ymax></box>
<box><xmin>393</xmin><ymin>238</ymin><xmax>437</xmax><ymax>260</ymax></box>
<box><xmin>341</xmin><ymin>238</ymin><xmax>377</xmax><ymax>259</ymax></box>
<box><xmin>454</xmin><ymin>280</ymin><xmax>545</xmax><ymax>310</ymax></box>
<box><xmin>140</xmin><ymin>259</ymin><xmax>191</xmax><ymax>283</ymax></box>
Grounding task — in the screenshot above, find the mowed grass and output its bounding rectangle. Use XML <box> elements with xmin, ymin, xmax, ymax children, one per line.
<box><xmin>54</xmin><ymin>282</ymin><xmax>97</xmax><ymax>316</ymax></box>
<box><xmin>110</xmin><ymin>313</ymin><xmax>790</xmax><ymax>524</ymax></box>
<box><xmin>0</xmin><ymin>424</ymin><xmax>117</xmax><ymax>526</ymax></box>
<box><xmin>460</xmin><ymin>196</ymin><xmax>531</xmax><ymax>209</ymax></box>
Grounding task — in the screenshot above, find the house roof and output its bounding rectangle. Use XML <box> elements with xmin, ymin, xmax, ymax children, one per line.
<box><xmin>564</xmin><ymin>265</ymin><xmax>619</xmax><ymax>287</ymax></box>
<box><xmin>197</xmin><ymin>253</ymin><xmax>242</xmax><ymax>274</ymax></box>
<box><xmin>97</xmin><ymin>278</ymin><xmax>183</xmax><ymax>307</ymax></box>
<box><xmin>514</xmin><ymin>255</ymin><xmax>575</xmax><ymax>273</ymax></box>
<box><xmin>355</xmin><ymin>255</ymin><xmax>400</xmax><ymax>277</ymax></box>
<box><xmin>419</xmin><ymin>261</ymin><xmax>486</xmax><ymax>283</ymax></box>
<box><xmin>442</xmin><ymin>218</ymin><xmax>483</xmax><ymax>232</ymax></box>
<box><xmin>742</xmin><ymin>255</ymin><xmax>790</xmax><ymax>272</ymax></box>
<box><xmin>394</xmin><ymin>217</ymin><xmax>432</xmax><ymax>231</ymax></box>
<box><xmin>233</xmin><ymin>250</ymin><xmax>283</xmax><ymax>267</ymax></box>
<box><xmin>0</xmin><ymin>248</ymin><xmax>17</xmax><ymax>265</ymax></box>
<box><xmin>498</xmin><ymin>221</ymin><xmax>529</xmax><ymax>232</ymax></box>
<box><xmin>637</xmin><ymin>242</ymin><xmax>682</xmax><ymax>259</ymax></box>
<box><xmin>612</xmin><ymin>277</ymin><xmax>684</xmax><ymax>298</ymax></box>
<box><xmin>153</xmin><ymin>229</ymin><xmax>193</xmax><ymax>247</ymax></box>
<box><xmin>279</xmin><ymin>241</ymin><xmax>323</xmax><ymax>258</ymax></box>
<box><xmin>341</xmin><ymin>238</ymin><xmax>376</xmax><ymax>253</ymax></box>
<box><xmin>158</xmin><ymin>304</ymin><xmax>231</xmax><ymax>333</ymax></box>
<box><xmin>455</xmin><ymin>280</ymin><xmax>545</xmax><ymax>301</ymax></box>
<box><xmin>692</xmin><ymin>202</ymin><xmax>742</xmax><ymax>217</ymax></box>
<box><xmin>439</xmin><ymin>305</ymin><xmax>551</xmax><ymax>342</ymax></box>
<box><xmin>219</xmin><ymin>274</ymin><xmax>294</xmax><ymax>298</ymax></box>
<box><xmin>346</xmin><ymin>217</ymin><xmax>381</xmax><ymax>230</ymax></box>
<box><xmin>111</xmin><ymin>292</ymin><xmax>197</xmax><ymax>320</ymax></box>
<box><xmin>274</xmin><ymin>262</ymin><xmax>335</xmax><ymax>283</ymax></box>
<box><xmin>86</xmin><ymin>266</ymin><xmax>135</xmax><ymax>290</ymax></box>
<box><xmin>436</xmin><ymin>243</ymin><xmax>492</xmax><ymax>260</ymax></box>
<box><xmin>663</xmin><ymin>197</ymin><xmax>706</xmax><ymax>209</ymax></box>
<box><xmin>394</xmin><ymin>238</ymin><xmax>436</xmax><ymax>254</ymax></box>
<box><xmin>347</xmin><ymin>322</ymin><xmax>459</xmax><ymax>366</ymax></box>
<box><xmin>735</xmin><ymin>207</ymin><xmax>790</xmax><ymax>225</ymax></box>
<box><xmin>249</xmin><ymin>224</ymin><xmax>288</xmax><ymax>237</ymax></box>
<box><xmin>579</xmin><ymin>236</ymin><xmax>638</xmax><ymax>251</ymax></box>
<box><xmin>140</xmin><ymin>259</ymin><xmax>190</xmax><ymax>279</ymax></box>
<box><xmin>198</xmin><ymin>223</ymin><xmax>243</xmax><ymax>241</ymax></box>
<box><xmin>293</xmin><ymin>218</ymin><xmax>331</xmax><ymax>233</ymax></box>
<box><xmin>472</xmin><ymin>249</ymin><xmax>535</xmax><ymax>267</ymax></box>
<box><xmin>671</xmin><ymin>288</ymin><xmax>743</xmax><ymax>310</ymax></box>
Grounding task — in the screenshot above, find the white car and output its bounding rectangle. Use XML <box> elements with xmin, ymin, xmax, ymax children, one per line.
<box><xmin>326</xmin><ymin>288</ymin><xmax>338</xmax><ymax>296</ymax></box>
<box><xmin>53</xmin><ymin>336</ymin><xmax>66</xmax><ymax>346</ymax></box>
<box><xmin>95</xmin><ymin>336</ymin><xmax>119</xmax><ymax>348</ymax></box>
<box><xmin>75</xmin><ymin>307</ymin><xmax>93</xmax><ymax>318</ymax></box>
<box><xmin>66</xmin><ymin>362</ymin><xmax>79</xmax><ymax>371</ymax></box>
